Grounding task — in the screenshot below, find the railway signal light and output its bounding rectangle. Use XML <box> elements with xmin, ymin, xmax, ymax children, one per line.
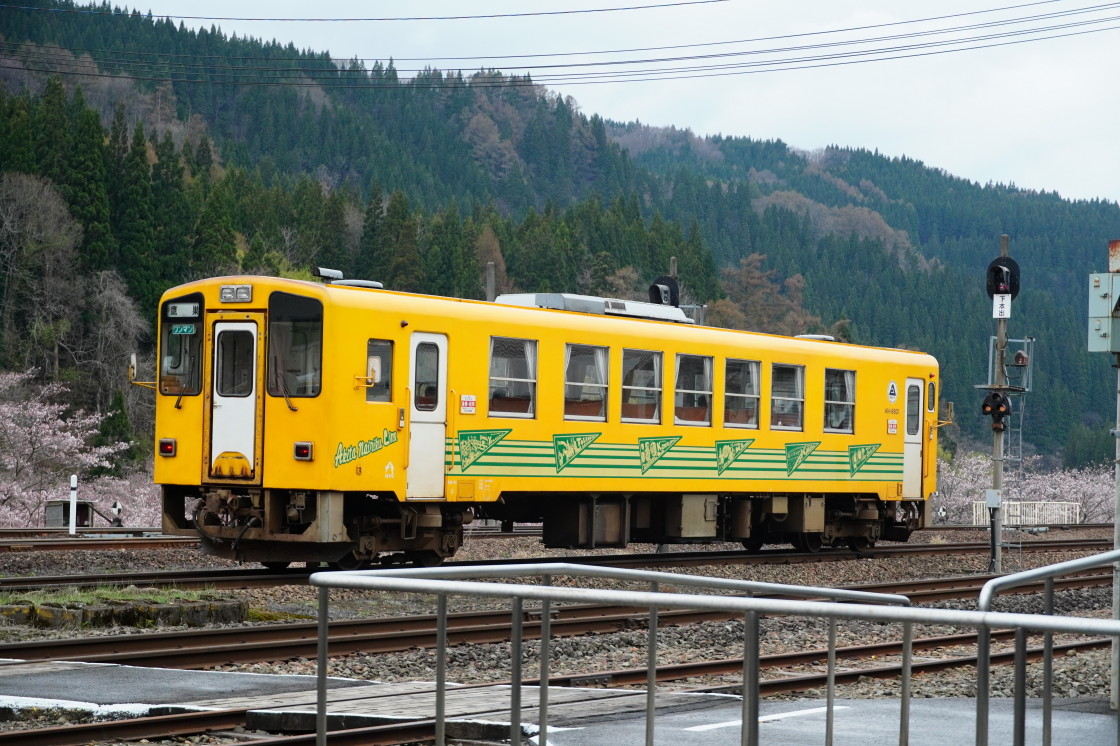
<box><xmin>986</xmin><ymin>257</ymin><xmax>1020</xmax><ymax>299</ymax></box>
<box><xmin>980</xmin><ymin>392</ymin><xmax>1011</xmax><ymax>431</ymax></box>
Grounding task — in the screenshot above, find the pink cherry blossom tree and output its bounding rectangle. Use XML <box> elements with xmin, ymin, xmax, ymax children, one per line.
<box><xmin>935</xmin><ymin>451</ymin><xmax>1115</xmax><ymax>525</ymax></box>
<box><xmin>0</xmin><ymin>370</ymin><xmax>131</xmax><ymax>527</ymax></box>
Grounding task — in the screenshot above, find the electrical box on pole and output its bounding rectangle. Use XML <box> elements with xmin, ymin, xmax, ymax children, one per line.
<box><xmin>1087</xmin><ymin>272</ymin><xmax>1120</xmax><ymax>352</ymax></box>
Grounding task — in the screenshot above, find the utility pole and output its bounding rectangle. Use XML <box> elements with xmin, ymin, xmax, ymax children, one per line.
<box><xmin>1086</xmin><ymin>238</ymin><xmax>1120</xmax><ymax>710</ymax></box>
<box><xmin>981</xmin><ymin>235</ymin><xmax>1019</xmax><ymax>574</ymax></box>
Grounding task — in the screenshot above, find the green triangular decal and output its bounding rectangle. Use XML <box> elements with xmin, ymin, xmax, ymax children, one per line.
<box><xmin>553</xmin><ymin>433</ymin><xmax>600</xmax><ymax>472</ymax></box>
<box><xmin>715</xmin><ymin>439</ymin><xmax>754</xmax><ymax>475</ymax></box>
<box><xmin>785</xmin><ymin>441</ymin><xmax>820</xmax><ymax>475</ymax></box>
<box><xmin>848</xmin><ymin>443</ymin><xmax>881</xmax><ymax>476</ymax></box>
<box><xmin>457</xmin><ymin>429</ymin><xmax>511</xmax><ymax>470</ymax></box>
<box><xmin>638</xmin><ymin>436</ymin><xmax>681</xmax><ymax>474</ymax></box>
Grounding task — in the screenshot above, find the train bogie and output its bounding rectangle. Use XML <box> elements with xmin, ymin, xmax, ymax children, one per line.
<box><xmin>147</xmin><ymin>275</ymin><xmax>939</xmax><ymax>566</ymax></box>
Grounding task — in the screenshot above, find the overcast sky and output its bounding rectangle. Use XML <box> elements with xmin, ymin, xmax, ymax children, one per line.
<box><xmin>137</xmin><ymin>1</ymin><xmax>1120</xmax><ymax>203</ymax></box>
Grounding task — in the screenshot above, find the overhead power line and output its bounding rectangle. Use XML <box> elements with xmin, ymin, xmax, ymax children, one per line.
<box><xmin>0</xmin><ymin>0</ymin><xmax>728</xmax><ymax>22</ymax></box>
<box><xmin>2</xmin><ymin>1</ymin><xmax>1119</xmax><ymax>88</ymax></box>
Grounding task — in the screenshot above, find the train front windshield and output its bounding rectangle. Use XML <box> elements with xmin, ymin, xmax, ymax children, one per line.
<box><xmin>159</xmin><ymin>293</ymin><xmax>203</xmax><ymax>396</ymax></box>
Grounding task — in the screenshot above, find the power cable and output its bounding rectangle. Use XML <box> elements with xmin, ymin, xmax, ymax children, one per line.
<box><xmin>2</xmin><ymin>1</ymin><xmax>1118</xmax><ymax>87</ymax></box>
<box><xmin>0</xmin><ymin>0</ymin><xmax>729</xmax><ymax>22</ymax></box>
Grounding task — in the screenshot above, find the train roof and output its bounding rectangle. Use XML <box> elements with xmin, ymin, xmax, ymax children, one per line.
<box><xmin>495</xmin><ymin>292</ymin><xmax>693</xmax><ymax>324</ymax></box>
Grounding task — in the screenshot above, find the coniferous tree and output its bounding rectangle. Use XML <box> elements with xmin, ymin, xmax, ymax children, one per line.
<box><xmin>0</xmin><ymin>95</ymin><xmax>35</xmax><ymax>173</ymax></box>
<box><xmin>115</xmin><ymin>123</ymin><xmax>159</xmax><ymax>316</ymax></box>
<box><xmin>151</xmin><ymin>131</ymin><xmax>194</xmax><ymax>286</ymax></box>
<box><xmin>381</xmin><ymin>191</ymin><xmax>424</xmax><ymax>291</ymax></box>
<box><xmin>33</xmin><ymin>76</ymin><xmax>69</xmax><ymax>188</ymax></box>
<box><xmin>316</xmin><ymin>190</ymin><xmax>352</xmax><ymax>276</ymax></box>
<box><xmin>191</xmin><ymin>181</ymin><xmax>238</xmax><ymax>275</ymax></box>
<box><xmin>356</xmin><ymin>181</ymin><xmax>386</xmax><ymax>282</ymax></box>
<box><xmin>65</xmin><ymin>89</ymin><xmax>114</xmax><ymax>272</ymax></box>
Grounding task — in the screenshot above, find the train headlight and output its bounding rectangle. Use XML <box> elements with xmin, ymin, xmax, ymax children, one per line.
<box><xmin>158</xmin><ymin>438</ymin><xmax>177</xmax><ymax>457</ymax></box>
<box><xmin>219</xmin><ymin>284</ymin><xmax>253</xmax><ymax>303</ymax></box>
<box><xmin>294</xmin><ymin>442</ymin><xmax>314</xmax><ymax>461</ymax></box>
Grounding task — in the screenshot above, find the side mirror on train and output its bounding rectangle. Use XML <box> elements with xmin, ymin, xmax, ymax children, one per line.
<box><xmin>127</xmin><ymin>352</ymin><xmax>156</xmax><ymax>390</ymax></box>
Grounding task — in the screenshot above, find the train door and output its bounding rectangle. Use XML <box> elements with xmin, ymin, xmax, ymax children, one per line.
<box><xmin>207</xmin><ymin>317</ymin><xmax>264</xmax><ymax>483</ymax></box>
<box><xmin>902</xmin><ymin>377</ymin><xmax>924</xmax><ymax>497</ymax></box>
<box><xmin>406</xmin><ymin>332</ymin><xmax>448</xmax><ymax>498</ymax></box>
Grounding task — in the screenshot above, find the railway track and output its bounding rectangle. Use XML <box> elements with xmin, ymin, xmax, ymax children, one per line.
<box><xmin>1</xmin><ymin>569</ymin><xmax>1109</xmax><ymax>668</ymax></box>
<box><xmin>1</xmin><ymin>537</ymin><xmax>1112</xmax><ymax>592</ymax></box>
<box><xmin>0</xmin><ymin>536</ymin><xmax>200</xmax><ymax>552</ymax></box>
<box><xmin>0</xmin><ymin>523</ymin><xmax>537</xmax><ymax>553</ymax></box>
<box><xmin>0</xmin><ymin>709</ymin><xmax>437</xmax><ymax>746</ymax></box>
<box><xmin>0</xmin><ymin>522</ymin><xmax>1108</xmax><ymax>553</ymax></box>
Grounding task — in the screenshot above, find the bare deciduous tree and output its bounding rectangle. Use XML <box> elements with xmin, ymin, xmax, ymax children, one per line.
<box><xmin>0</xmin><ymin>173</ymin><xmax>83</xmax><ymax>371</ymax></box>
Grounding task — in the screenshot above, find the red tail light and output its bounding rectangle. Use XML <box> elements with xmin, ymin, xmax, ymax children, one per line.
<box><xmin>294</xmin><ymin>442</ymin><xmax>313</xmax><ymax>461</ymax></box>
<box><xmin>158</xmin><ymin>438</ymin><xmax>177</xmax><ymax>457</ymax></box>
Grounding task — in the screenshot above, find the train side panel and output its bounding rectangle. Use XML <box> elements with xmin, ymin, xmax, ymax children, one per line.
<box><xmin>151</xmin><ymin>276</ymin><xmax>939</xmax><ymax>566</ymax></box>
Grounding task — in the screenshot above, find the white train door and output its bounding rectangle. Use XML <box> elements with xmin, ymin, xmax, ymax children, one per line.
<box><xmin>407</xmin><ymin>333</ymin><xmax>448</xmax><ymax>498</ymax></box>
<box><xmin>902</xmin><ymin>378</ymin><xmax>924</xmax><ymax>497</ymax></box>
<box><xmin>208</xmin><ymin>318</ymin><xmax>262</xmax><ymax>483</ymax></box>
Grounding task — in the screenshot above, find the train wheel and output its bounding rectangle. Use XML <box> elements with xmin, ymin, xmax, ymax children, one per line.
<box><xmin>408</xmin><ymin>550</ymin><xmax>445</xmax><ymax>568</ymax></box>
<box><xmin>847</xmin><ymin>537</ymin><xmax>875</xmax><ymax>552</ymax></box>
<box><xmin>261</xmin><ymin>560</ymin><xmax>291</xmax><ymax>570</ymax></box>
<box><xmin>797</xmin><ymin>534</ymin><xmax>824</xmax><ymax>553</ymax></box>
<box><xmin>741</xmin><ymin>534</ymin><xmax>766</xmax><ymax>553</ymax></box>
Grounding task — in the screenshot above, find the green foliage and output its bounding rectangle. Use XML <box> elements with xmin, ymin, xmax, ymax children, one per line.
<box><xmin>1063</xmin><ymin>424</ymin><xmax>1114</xmax><ymax>469</ymax></box>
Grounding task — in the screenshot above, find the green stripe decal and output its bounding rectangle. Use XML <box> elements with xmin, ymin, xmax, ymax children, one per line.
<box><xmin>449</xmin><ymin>435</ymin><xmax>901</xmax><ymax>482</ymax></box>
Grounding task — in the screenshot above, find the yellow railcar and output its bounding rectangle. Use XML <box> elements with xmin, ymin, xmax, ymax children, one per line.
<box><xmin>151</xmin><ymin>273</ymin><xmax>939</xmax><ymax>568</ymax></box>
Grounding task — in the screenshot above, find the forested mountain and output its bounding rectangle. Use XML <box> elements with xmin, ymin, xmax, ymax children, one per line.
<box><xmin>2</xmin><ymin>0</ymin><xmax>1118</xmax><ymax>461</ymax></box>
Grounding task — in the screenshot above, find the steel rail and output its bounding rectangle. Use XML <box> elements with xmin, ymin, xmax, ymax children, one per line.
<box><xmin>696</xmin><ymin>637</ymin><xmax>1114</xmax><ymax>696</ymax></box>
<box><xmin>0</xmin><ymin>708</ymin><xmax>249</xmax><ymax>746</ymax></box>
<box><xmin>0</xmin><ymin>536</ymin><xmax>199</xmax><ymax>552</ymax></box>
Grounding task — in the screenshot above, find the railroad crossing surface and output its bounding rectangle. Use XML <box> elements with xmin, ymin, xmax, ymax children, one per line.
<box><xmin>0</xmin><ymin>659</ymin><xmax>1114</xmax><ymax>744</ymax></box>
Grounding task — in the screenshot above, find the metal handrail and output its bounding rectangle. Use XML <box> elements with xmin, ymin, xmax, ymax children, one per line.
<box><xmin>975</xmin><ymin>548</ymin><xmax>1120</xmax><ymax>746</ymax></box>
<box><xmin>312</xmin><ymin>562</ymin><xmax>1120</xmax><ymax>746</ymax></box>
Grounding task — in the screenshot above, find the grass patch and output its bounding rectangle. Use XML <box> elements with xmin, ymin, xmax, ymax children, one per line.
<box><xmin>0</xmin><ymin>585</ymin><xmax>219</xmax><ymax>607</ymax></box>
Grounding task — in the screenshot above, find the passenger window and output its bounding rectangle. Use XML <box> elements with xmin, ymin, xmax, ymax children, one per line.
<box><xmin>159</xmin><ymin>293</ymin><xmax>203</xmax><ymax>396</ymax></box>
<box><xmin>564</xmin><ymin>344</ymin><xmax>608</xmax><ymax>421</ymax></box>
<box><xmin>622</xmin><ymin>349</ymin><xmax>661</xmax><ymax>423</ymax></box>
<box><xmin>268</xmin><ymin>293</ymin><xmax>322</xmax><ymax>397</ymax></box>
<box><xmin>675</xmin><ymin>354</ymin><xmax>712</xmax><ymax>425</ymax></box>
<box><xmin>771</xmin><ymin>364</ymin><xmax>804</xmax><ymax>430</ymax></box>
<box><xmin>824</xmin><ymin>369</ymin><xmax>855</xmax><ymax>433</ymax></box>
<box><xmin>366</xmin><ymin>340</ymin><xmax>393</xmax><ymax>403</ymax></box>
<box><xmin>927</xmin><ymin>382</ymin><xmax>936</xmax><ymax>412</ymax></box>
<box><xmin>489</xmin><ymin>337</ymin><xmax>537</xmax><ymax>418</ymax></box>
<box><xmin>907</xmin><ymin>384</ymin><xmax>921</xmax><ymax>435</ymax></box>
<box><xmin>215</xmin><ymin>329</ymin><xmax>255</xmax><ymax>397</ymax></box>
<box><xmin>414</xmin><ymin>342</ymin><xmax>439</xmax><ymax>411</ymax></box>
<box><xmin>724</xmin><ymin>359</ymin><xmax>759</xmax><ymax>428</ymax></box>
